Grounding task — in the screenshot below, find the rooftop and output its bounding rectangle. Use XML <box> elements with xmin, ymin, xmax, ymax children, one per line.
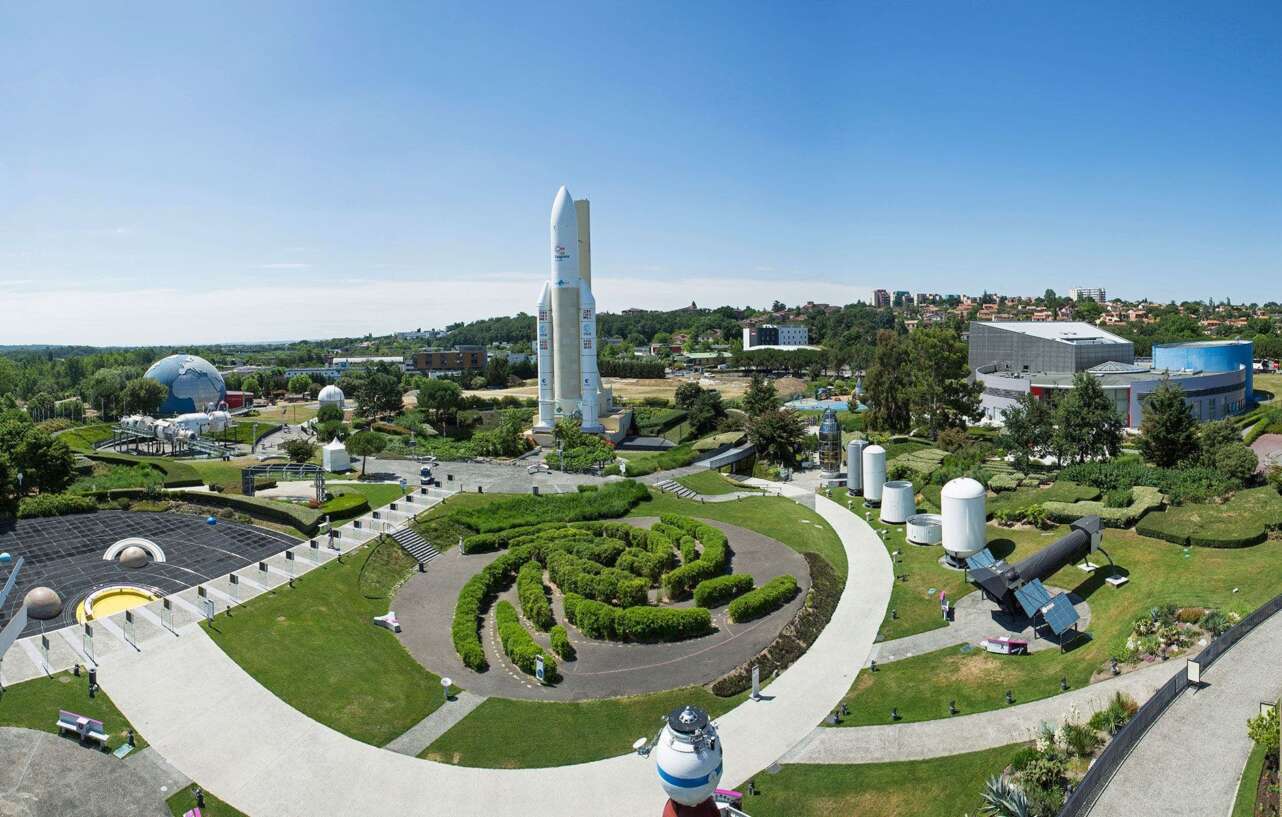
<box><xmin>981</xmin><ymin>321</ymin><xmax>1129</xmax><ymax>346</ymax></box>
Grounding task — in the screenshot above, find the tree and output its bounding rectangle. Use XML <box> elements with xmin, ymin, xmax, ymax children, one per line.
<box><xmin>241</xmin><ymin>375</ymin><xmax>261</xmax><ymax>396</ymax></box>
<box><xmin>864</xmin><ymin>330</ymin><xmax>912</xmax><ymax>433</ymax></box>
<box><xmin>1054</xmin><ymin>373</ymin><xmax>1123</xmax><ymax>463</ymax></box>
<box><xmin>742</xmin><ymin>374</ymin><xmax>780</xmax><ymax>417</ymax></box>
<box><xmin>1247</xmin><ymin>702</ymin><xmax>1279</xmax><ymax>754</ymax></box>
<box><xmin>1138</xmin><ymin>380</ymin><xmax>1198</xmax><ymax>467</ymax></box>
<box><xmin>1215</xmin><ymin>443</ymin><xmax>1259</xmax><ymax>485</ymax></box>
<box><xmin>998</xmin><ymin>393</ymin><xmax>1055</xmax><ymax>470</ymax></box>
<box><xmin>83</xmin><ymin>367</ymin><xmax>128</xmax><ymax>417</ymax></box>
<box><xmin>281</xmin><ymin>439</ymin><xmax>316</xmax><ymax>464</ymax></box>
<box><xmin>0</xmin><ymin>414</ymin><xmax>75</xmax><ymax>494</ymax></box>
<box><xmin>484</xmin><ymin>357</ymin><xmax>511</xmax><ymax>389</ymax></box>
<box><xmin>1197</xmin><ymin>419</ymin><xmax>1241</xmax><ymax>467</ymax></box>
<box><xmin>356</xmin><ymin>372</ymin><xmax>403</xmax><ymax>420</ymax></box>
<box><xmin>345</xmin><ymin>431</ymin><xmax>386</xmax><ymax>477</ymax></box>
<box><xmin>121</xmin><ymin>377</ymin><xmax>168</xmax><ymax>416</ymax></box>
<box><xmin>675</xmin><ymin>383</ymin><xmax>725</xmax><ymax>435</ymax></box>
<box><xmin>317</xmin><ymin>404</ymin><xmax>344</xmax><ymax>424</ymax></box>
<box><xmin>26</xmin><ymin>392</ymin><xmax>55</xmax><ymax>421</ymax></box>
<box><xmin>745</xmin><ymin>408</ymin><xmax>806</xmax><ymax>466</ymax></box>
<box><xmin>288</xmin><ymin>374</ymin><xmax>312</xmax><ymax>395</ymax></box>
<box><xmin>417</xmin><ymin>377</ymin><xmax>463</xmax><ymax>430</ymax></box>
<box><xmin>906</xmin><ymin>328</ymin><xmax>981</xmax><ymax>438</ymax></box>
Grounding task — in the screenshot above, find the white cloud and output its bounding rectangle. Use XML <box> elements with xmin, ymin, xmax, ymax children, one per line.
<box><xmin>255</xmin><ymin>262</ymin><xmax>312</xmax><ymax>270</ymax></box>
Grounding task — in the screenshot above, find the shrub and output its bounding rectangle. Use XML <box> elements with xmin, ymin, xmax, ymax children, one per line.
<box><xmin>936</xmin><ymin>427</ymin><xmax>970</xmax><ymax>452</ymax></box>
<box><xmin>727</xmin><ymin>574</ymin><xmax>799</xmax><ymax>623</ymax></box>
<box><xmin>451</xmin><ymin>546</ymin><xmax>535</xmax><ymax>670</ymax></box>
<box><xmin>615</xmin><ymin>445</ymin><xmax>699</xmax><ymax>477</ymax></box>
<box><xmin>17</xmin><ymin>492</ymin><xmax>97</xmax><ymax>518</ymax></box>
<box><xmin>693</xmin><ymin>574</ymin><xmax>755</xmax><ymax>608</ymax></box>
<box><xmin>450</xmin><ymin>480</ymin><xmax>649</xmax><ymax>532</ymax></box>
<box><xmin>1088</xmin><ymin>691</ymin><xmax>1138</xmax><ymax>735</ymax></box>
<box><xmin>617</xmin><ymin>606</ymin><xmax>712</xmax><ymax>642</ymax></box>
<box><xmin>570</xmin><ymin>597</ymin><xmax>620</xmax><ymax>639</ymax></box>
<box><xmin>659</xmin><ymin>516</ymin><xmax>731</xmax><ymax>600</ymax></box>
<box><xmin>1042</xmin><ymin>485</ymin><xmax>1164</xmax><ymax>528</ymax></box>
<box><xmin>1199</xmin><ymin>609</ymin><xmax>1231</xmax><ymax>636</ymax></box>
<box><xmin>1136</xmin><ymin>486</ymin><xmax>1282</xmax><ymax>547</ymax></box>
<box><xmin>1103</xmin><ymin>488</ymin><xmax>1133</xmax><ymax>508</ymax></box>
<box><xmin>85</xmin><ymin>452</ymin><xmax>203</xmax><ymax>488</ymax></box>
<box><xmin>550</xmin><ymin>624</ymin><xmax>575</xmax><ymax>660</ymax></box>
<box><xmin>1215</xmin><ymin>443</ymin><xmax>1259</xmax><ymax>485</ymax></box>
<box><xmin>1008</xmin><ymin>746</ymin><xmax>1042</xmax><ymax>772</ymax></box>
<box><xmin>546</xmin><ymin>549</ymin><xmax>648</xmax><ymax>607</ymax></box>
<box><xmin>1062</xmin><ymin>721</ymin><xmax>1101</xmax><ymax>757</ymax></box>
<box><xmin>517</xmin><ymin>561</ymin><xmax>554</xmax><ymax>631</ymax></box>
<box><xmin>1059</xmin><ymin>460</ymin><xmax>1234</xmax><ymax>504</ymax></box>
<box><xmin>494</xmin><ymin>601</ymin><xmax>557</xmax><ymax>681</ymax></box>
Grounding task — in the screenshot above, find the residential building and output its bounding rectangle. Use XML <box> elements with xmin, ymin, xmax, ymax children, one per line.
<box><xmin>742</xmin><ymin>323</ymin><xmax>810</xmax><ymax>349</ymax></box>
<box><xmin>872</xmin><ymin>289</ymin><xmax>891</xmax><ymax>308</ymax></box>
<box><xmin>1068</xmin><ymin>287</ymin><xmax>1107</xmax><ymax>303</ymax></box>
<box><xmin>411</xmin><ymin>346</ymin><xmax>487</xmax><ymax>375</ymax></box>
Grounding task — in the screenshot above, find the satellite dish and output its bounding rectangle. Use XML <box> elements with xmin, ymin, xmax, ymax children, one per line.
<box><xmin>632</xmin><ymin>737</ymin><xmax>647</xmax><ymax>752</ymax></box>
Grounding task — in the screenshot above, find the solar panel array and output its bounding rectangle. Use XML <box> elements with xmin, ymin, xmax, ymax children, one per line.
<box><xmin>1041</xmin><ymin>593</ymin><xmax>1080</xmax><ymax>636</ymax></box>
<box><xmin>1013</xmin><ymin>578</ymin><xmax>1053</xmax><ymax>618</ymax></box>
<box><xmin>965</xmin><ymin>548</ymin><xmax>998</xmax><ymax>570</ymax></box>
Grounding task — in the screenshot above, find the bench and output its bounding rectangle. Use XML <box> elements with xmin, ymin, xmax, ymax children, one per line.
<box><xmin>56</xmin><ymin>709</ymin><xmax>109</xmax><ymax>746</ymax></box>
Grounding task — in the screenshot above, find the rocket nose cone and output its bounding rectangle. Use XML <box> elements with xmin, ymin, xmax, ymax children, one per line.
<box><xmin>551</xmin><ymin>186</ymin><xmax>574</xmax><ymax>222</ymax></box>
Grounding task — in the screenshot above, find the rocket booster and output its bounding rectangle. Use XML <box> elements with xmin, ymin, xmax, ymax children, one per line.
<box><xmin>550</xmin><ymin>186</ymin><xmax>583</xmax><ymax>420</ymax></box>
<box><xmin>536</xmin><ymin>282</ymin><xmax>555</xmax><ymax>430</ymax></box>
<box><xmin>578</xmin><ymin>279</ymin><xmax>601</xmax><ymax>431</ymax></box>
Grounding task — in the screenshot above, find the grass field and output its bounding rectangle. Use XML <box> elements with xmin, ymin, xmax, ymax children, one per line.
<box><xmin>742</xmin><ymin>744</ymin><xmax>1025</xmax><ymax>817</ymax></box>
<box><xmin>201</xmin><ymin>536</ymin><xmax>448</xmax><ymax>746</ymax></box>
<box><xmin>1231</xmin><ymin>739</ymin><xmax>1270</xmax><ymax>817</ymax></box>
<box><xmin>57</xmin><ymin>422</ymin><xmax>115</xmax><ymax>452</ymax></box>
<box><xmin>676</xmin><ymin>470</ymin><xmax>759</xmax><ymax>495</ymax></box>
<box><xmin>211</xmin><ymin>419</ymin><xmax>282</xmax><ymax>446</ymax></box>
<box><xmin>630</xmin><ymin>491</ymin><xmax>848</xmax><ymax>578</ymax></box>
<box><xmin>0</xmin><ymin>670</ymin><xmax>146</xmax><ymax>750</ymax></box>
<box><xmin>167</xmin><ymin>787</ymin><xmax>248</xmax><ymax>817</ymax></box>
<box><xmin>422</xmin><ymin>686</ymin><xmax>747</xmax><ymax>767</ymax></box>
<box><xmin>331</xmin><ymin>481</ymin><xmax>408</xmax><ymax>510</ymax></box>
<box><xmin>837</xmin><ymin>524</ymin><xmax>1282</xmax><ymax>725</ymax></box>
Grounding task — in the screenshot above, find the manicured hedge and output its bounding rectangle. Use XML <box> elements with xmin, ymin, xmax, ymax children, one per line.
<box><xmin>617</xmin><ymin>606</ymin><xmax>712</xmax><ymax>642</ymax></box>
<box><xmin>1059</xmin><ymin>460</ymin><xmax>1235</xmax><ymax>504</ymax></box>
<box><xmin>452</xmin><ymin>546</ymin><xmax>534</xmax><ymax>670</ymax></box>
<box><xmin>171</xmin><ymin>490</ymin><xmax>325</xmax><ymax>534</ymax></box>
<box><xmin>612</xmin><ymin>445</ymin><xmax>699</xmax><ymax>477</ymax></box>
<box><xmin>728</xmin><ymin>574</ymin><xmax>799</xmax><ymax>623</ymax></box>
<box><xmin>616</xmin><ymin>547</ymin><xmax>667</xmax><ymax>581</ymax></box>
<box><xmin>517</xmin><ymin>561</ymin><xmax>554</xmax><ymax>631</ymax></box>
<box><xmin>546</xmin><ymin>549</ymin><xmax>648</xmax><ymax>607</ymax></box>
<box><xmin>1135</xmin><ymin>487</ymin><xmax>1282</xmax><ymax>548</ymax></box>
<box><xmin>550</xmin><ymin>624</ymin><xmax>575</xmax><ymax>660</ymax></box>
<box><xmin>320</xmin><ymin>492</ymin><xmax>371</xmax><ymax>522</ymax></box>
<box><xmin>693</xmin><ymin>574</ymin><xmax>755</xmax><ymax>608</ymax></box>
<box><xmin>85</xmin><ymin>452</ymin><xmax>203</xmax><ymax>487</ymax></box>
<box><xmin>659</xmin><ymin>516</ymin><xmax>730</xmax><ymax>600</ymax></box>
<box><xmin>17</xmin><ymin>493</ymin><xmax>97</xmax><ymax>519</ymax></box>
<box><xmin>1042</xmin><ymin>486</ymin><xmax>1164</xmax><ymax>528</ymax></box>
<box><xmin>494</xmin><ymin>601</ymin><xmax>557</xmax><ymax>682</ymax></box>
<box><xmin>563</xmin><ymin>593</ymin><xmax>619</xmax><ymax>639</ymax></box>
<box><xmin>450</xmin><ymin>479</ymin><xmax>650</xmax><ymax>533</ymax></box>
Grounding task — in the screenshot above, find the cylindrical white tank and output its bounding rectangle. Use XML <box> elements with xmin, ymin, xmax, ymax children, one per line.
<box><xmin>906</xmin><ymin>513</ymin><xmax>943</xmax><ymax>545</ymax></box>
<box><xmin>846</xmin><ymin>438</ymin><xmax>867</xmax><ymax>493</ymax></box>
<box><xmin>654</xmin><ymin>706</ymin><xmax>723</xmax><ymax>808</ymax></box>
<box><xmin>942</xmin><ymin>477</ymin><xmax>987</xmax><ymax>561</ymax></box>
<box><xmin>535</xmin><ymin>282</ymin><xmax>555</xmax><ymax>430</ymax></box>
<box><xmin>862</xmin><ymin>444</ymin><xmax>886</xmax><ymax>505</ymax></box>
<box><xmin>577</xmin><ymin>280</ymin><xmax>602</xmax><ymax>432</ymax></box>
<box><xmin>880</xmin><ymin>480</ymin><xmax>916</xmax><ymax>524</ymax></box>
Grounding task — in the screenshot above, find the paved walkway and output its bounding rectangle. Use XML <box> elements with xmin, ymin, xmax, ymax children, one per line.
<box><xmin>782</xmin><ymin>659</ymin><xmax>1179</xmax><ymax>764</ymax></box>
<box><xmin>0</xmin><ymin>727</ymin><xmax>170</xmax><ymax>817</ymax></box>
<box><xmin>382</xmin><ymin>691</ymin><xmax>488</xmax><ymax>756</ymax></box>
<box><xmin>1088</xmin><ymin>611</ymin><xmax>1282</xmax><ymax>817</ymax></box>
<box><xmin>92</xmin><ymin>493</ymin><xmax>892</xmax><ymax>817</ymax></box>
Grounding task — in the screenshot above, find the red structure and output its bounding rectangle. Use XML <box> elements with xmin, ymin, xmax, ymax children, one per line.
<box><xmin>662</xmin><ymin>799</ymin><xmax>719</xmax><ymax>817</ymax></box>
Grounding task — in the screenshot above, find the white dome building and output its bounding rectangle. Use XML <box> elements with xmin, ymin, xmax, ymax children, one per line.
<box><xmin>942</xmin><ymin>477</ymin><xmax>987</xmax><ymax>564</ymax></box>
<box><xmin>318</xmin><ymin>384</ymin><xmax>345</xmax><ymax>410</ymax></box>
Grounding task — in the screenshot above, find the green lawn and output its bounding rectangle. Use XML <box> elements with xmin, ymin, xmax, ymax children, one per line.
<box><xmin>838</xmin><ymin>524</ymin><xmax>1282</xmax><ymax>725</ymax></box>
<box><xmin>631</xmin><ymin>491</ymin><xmax>848</xmax><ymax>578</ymax></box>
<box><xmin>201</xmin><ymin>537</ymin><xmax>448</xmax><ymax>746</ymax></box>
<box><xmin>57</xmin><ymin>423</ymin><xmax>115</xmax><ymax>452</ymax></box>
<box><xmin>742</xmin><ymin>744</ymin><xmax>1025</xmax><ymax>817</ymax></box>
<box><xmin>422</xmin><ymin>686</ymin><xmax>746</xmax><ymax>767</ymax></box>
<box><xmin>0</xmin><ymin>670</ymin><xmax>146</xmax><ymax>750</ymax></box>
<box><xmin>1137</xmin><ymin>486</ymin><xmax>1282</xmax><ymax>548</ymax></box>
<box><xmin>331</xmin><ymin>481</ymin><xmax>408</xmax><ymax>510</ymax></box>
<box><xmin>676</xmin><ymin>470</ymin><xmax>759</xmax><ymax>496</ymax></box>
<box><xmin>209</xmin><ymin>419</ymin><xmax>282</xmax><ymax>446</ymax></box>
<box><xmin>167</xmin><ymin>787</ymin><xmax>248</xmax><ymax>817</ymax></box>
<box><xmin>1231</xmin><ymin>739</ymin><xmax>1271</xmax><ymax>817</ymax></box>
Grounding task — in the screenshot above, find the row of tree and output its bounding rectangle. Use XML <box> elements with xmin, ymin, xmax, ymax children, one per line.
<box><xmin>863</xmin><ymin>327</ymin><xmax>982</xmax><ymax>438</ymax></box>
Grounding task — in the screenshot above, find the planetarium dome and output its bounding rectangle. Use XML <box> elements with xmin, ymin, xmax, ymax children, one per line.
<box><xmin>318</xmin><ymin>384</ymin><xmax>345</xmax><ymax>409</ymax></box>
<box><xmin>144</xmin><ymin>354</ymin><xmax>227</xmax><ymax>415</ymax></box>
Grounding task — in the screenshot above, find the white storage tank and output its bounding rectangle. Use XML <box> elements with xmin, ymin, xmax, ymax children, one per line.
<box><xmin>654</xmin><ymin>706</ymin><xmax>722</xmax><ymax>808</ymax></box>
<box><xmin>862</xmin><ymin>444</ymin><xmax>886</xmax><ymax>505</ymax></box>
<box><xmin>880</xmin><ymin>480</ymin><xmax>916</xmax><ymax>524</ymax></box>
<box><xmin>906</xmin><ymin>513</ymin><xmax>944</xmax><ymax>545</ymax></box>
<box><xmin>942</xmin><ymin>477</ymin><xmax>987</xmax><ymax>563</ymax></box>
<box><xmin>846</xmin><ymin>439</ymin><xmax>867</xmax><ymax>494</ymax></box>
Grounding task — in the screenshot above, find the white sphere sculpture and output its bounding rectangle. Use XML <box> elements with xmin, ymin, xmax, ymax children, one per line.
<box><xmin>654</xmin><ymin>706</ymin><xmax>723</xmax><ymax>808</ymax></box>
<box><xmin>880</xmin><ymin>480</ymin><xmax>917</xmax><ymax>524</ymax></box>
<box><xmin>24</xmin><ymin>586</ymin><xmax>63</xmax><ymax>619</ymax></box>
<box><xmin>941</xmin><ymin>477</ymin><xmax>987</xmax><ymax>561</ymax></box>
<box><xmin>862</xmin><ymin>445</ymin><xmax>887</xmax><ymax>505</ymax></box>
<box><xmin>118</xmin><ymin>545</ymin><xmax>150</xmax><ymax>569</ymax></box>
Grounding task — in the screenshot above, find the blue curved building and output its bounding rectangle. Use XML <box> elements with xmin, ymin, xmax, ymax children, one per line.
<box><xmin>144</xmin><ymin>354</ymin><xmax>227</xmax><ymax>415</ymax></box>
<box><xmin>1153</xmin><ymin>340</ymin><xmax>1253</xmax><ymax>403</ymax></box>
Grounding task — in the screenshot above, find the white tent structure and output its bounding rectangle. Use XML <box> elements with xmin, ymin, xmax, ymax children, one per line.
<box><xmin>322</xmin><ymin>438</ymin><xmax>350</xmax><ymax>472</ymax></box>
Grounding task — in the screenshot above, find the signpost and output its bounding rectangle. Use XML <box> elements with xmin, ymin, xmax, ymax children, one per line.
<box><xmin>198</xmin><ymin>586</ymin><xmax>215</xmax><ymax>622</ymax></box>
<box><xmin>751</xmin><ymin>665</ymin><xmax>761</xmax><ymax>700</ymax></box>
<box><xmin>124</xmin><ymin>610</ymin><xmax>136</xmax><ymax>648</ymax></box>
<box><xmin>229</xmin><ymin>573</ymin><xmax>240</xmax><ymax>604</ymax></box>
<box><xmin>82</xmin><ymin>622</ymin><xmax>94</xmax><ymax>663</ymax></box>
<box><xmin>162</xmin><ymin>598</ymin><xmax>174</xmax><ymax>633</ymax></box>
<box><xmin>40</xmin><ymin>635</ymin><xmax>50</xmax><ymax>672</ymax></box>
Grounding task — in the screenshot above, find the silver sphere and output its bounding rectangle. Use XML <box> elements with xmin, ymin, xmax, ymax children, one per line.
<box><xmin>118</xmin><ymin>545</ymin><xmax>150</xmax><ymax>569</ymax></box>
<box><xmin>24</xmin><ymin>586</ymin><xmax>63</xmax><ymax>620</ymax></box>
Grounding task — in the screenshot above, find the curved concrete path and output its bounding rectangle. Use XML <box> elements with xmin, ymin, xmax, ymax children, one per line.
<box><xmin>783</xmin><ymin>659</ymin><xmax>1179</xmax><ymax>764</ymax></box>
<box><xmin>93</xmin><ymin>493</ymin><xmax>892</xmax><ymax>817</ymax></box>
<box><xmin>1088</xmin><ymin>610</ymin><xmax>1282</xmax><ymax>817</ymax></box>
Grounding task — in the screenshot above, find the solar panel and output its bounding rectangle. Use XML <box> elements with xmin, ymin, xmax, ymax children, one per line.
<box><xmin>1041</xmin><ymin>593</ymin><xmax>1080</xmax><ymax>636</ymax></box>
<box><xmin>1013</xmin><ymin>578</ymin><xmax>1053</xmax><ymax>618</ymax></box>
<box><xmin>965</xmin><ymin>549</ymin><xmax>998</xmax><ymax>570</ymax></box>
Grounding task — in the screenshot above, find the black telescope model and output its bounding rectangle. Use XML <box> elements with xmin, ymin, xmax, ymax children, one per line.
<box><xmin>965</xmin><ymin>516</ymin><xmax>1104</xmax><ymax>636</ymax></box>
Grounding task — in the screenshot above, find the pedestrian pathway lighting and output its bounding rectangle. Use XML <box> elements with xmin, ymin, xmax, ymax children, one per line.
<box><xmin>441</xmin><ymin>677</ymin><xmax>452</xmax><ymax>703</ymax></box>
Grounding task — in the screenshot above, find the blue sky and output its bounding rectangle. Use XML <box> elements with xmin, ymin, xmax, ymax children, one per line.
<box><xmin>1</xmin><ymin>1</ymin><xmax>1278</xmax><ymax>344</ymax></box>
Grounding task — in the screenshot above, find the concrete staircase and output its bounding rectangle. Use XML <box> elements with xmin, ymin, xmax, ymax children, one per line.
<box><xmin>390</xmin><ymin>526</ymin><xmax>440</xmax><ymax>567</ymax></box>
<box><xmin>654</xmin><ymin>479</ymin><xmax>698</xmax><ymax>499</ymax></box>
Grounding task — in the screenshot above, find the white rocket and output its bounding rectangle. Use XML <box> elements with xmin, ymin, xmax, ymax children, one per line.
<box><xmin>535</xmin><ymin>186</ymin><xmax>602</xmax><ymax>433</ymax></box>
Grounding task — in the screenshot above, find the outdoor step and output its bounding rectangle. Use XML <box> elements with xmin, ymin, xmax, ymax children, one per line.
<box><xmin>391</xmin><ymin>526</ymin><xmax>440</xmax><ymax>565</ymax></box>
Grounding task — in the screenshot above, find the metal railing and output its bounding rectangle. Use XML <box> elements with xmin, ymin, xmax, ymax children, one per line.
<box><xmin>1059</xmin><ymin>591</ymin><xmax>1282</xmax><ymax>817</ymax></box>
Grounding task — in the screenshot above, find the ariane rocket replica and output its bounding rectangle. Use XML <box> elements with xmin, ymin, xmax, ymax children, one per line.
<box><xmin>535</xmin><ymin>186</ymin><xmax>604</xmax><ymax>433</ymax></box>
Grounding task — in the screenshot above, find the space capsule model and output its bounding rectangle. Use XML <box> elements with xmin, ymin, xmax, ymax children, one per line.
<box><xmin>654</xmin><ymin>705</ymin><xmax>723</xmax><ymax>814</ymax></box>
